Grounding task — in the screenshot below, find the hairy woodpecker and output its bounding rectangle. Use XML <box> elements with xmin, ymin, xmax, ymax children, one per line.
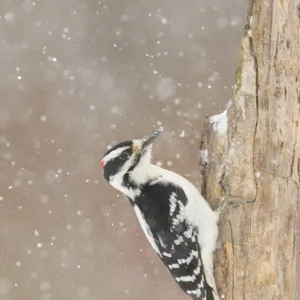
<box><xmin>101</xmin><ymin>128</ymin><xmax>220</xmax><ymax>300</ymax></box>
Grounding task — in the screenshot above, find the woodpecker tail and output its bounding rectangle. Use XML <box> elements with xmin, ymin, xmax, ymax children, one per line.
<box><xmin>201</xmin><ymin>249</ymin><xmax>220</xmax><ymax>300</ymax></box>
<box><xmin>204</xmin><ymin>280</ymin><xmax>220</xmax><ymax>300</ymax></box>
<box><xmin>213</xmin><ymin>291</ymin><xmax>220</xmax><ymax>300</ymax></box>
<box><xmin>212</xmin><ymin>289</ymin><xmax>220</xmax><ymax>300</ymax></box>
<box><xmin>204</xmin><ymin>281</ymin><xmax>215</xmax><ymax>300</ymax></box>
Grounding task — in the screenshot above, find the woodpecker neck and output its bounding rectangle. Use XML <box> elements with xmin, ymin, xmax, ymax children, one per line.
<box><xmin>109</xmin><ymin>161</ymin><xmax>160</xmax><ymax>199</ymax></box>
<box><xmin>129</xmin><ymin>161</ymin><xmax>159</xmax><ymax>186</ymax></box>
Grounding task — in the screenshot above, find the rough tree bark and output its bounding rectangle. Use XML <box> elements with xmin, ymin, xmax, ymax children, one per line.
<box><xmin>199</xmin><ymin>0</ymin><xmax>300</xmax><ymax>299</ymax></box>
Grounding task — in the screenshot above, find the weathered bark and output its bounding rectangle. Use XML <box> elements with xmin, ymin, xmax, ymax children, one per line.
<box><xmin>199</xmin><ymin>0</ymin><xmax>300</xmax><ymax>299</ymax></box>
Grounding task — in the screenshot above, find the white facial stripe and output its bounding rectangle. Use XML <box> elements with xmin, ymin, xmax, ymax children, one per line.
<box><xmin>103</xmin><ymin>146</ymin><xmax>130</xmax><ymax>165</ymax></box>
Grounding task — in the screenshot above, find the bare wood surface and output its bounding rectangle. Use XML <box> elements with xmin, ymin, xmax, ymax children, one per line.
<box><xmin>199</xmin><ymin>0</ymin><xmax>300</xmax><ymax>299</ymax></box>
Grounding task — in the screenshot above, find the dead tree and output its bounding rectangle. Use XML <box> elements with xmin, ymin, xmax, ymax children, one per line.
<box><xmin>199</xmin><ymin>0</ymin><xmax>300</xmax><ymax>299</ymax></box>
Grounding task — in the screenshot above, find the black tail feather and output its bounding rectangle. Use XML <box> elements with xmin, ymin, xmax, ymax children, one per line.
<box><xmin>204</xmin><ymin>281</ymin><xmax>214</xmax><ymax>300</ymax></box>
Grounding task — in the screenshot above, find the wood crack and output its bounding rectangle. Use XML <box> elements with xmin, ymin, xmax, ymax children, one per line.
<box><xmin>247</xmin><ymin>25</ymin><xmax>259</xmax><ymax>204</ymax></box>
<box><xmin>259</xmin><ymin>169</ymin><xmax>299</xmax><ymax>186</ymax></box>
<box><xmin>297</xmin><ymin>158</ymin><xmax>300</xmax><ymax>182</ymax></box>
<box><xmin>290</xmin><ymin>121</ymin><xmax>298</xmax><ymax>178</ymax></box>
<box><xmin>227</xmin><ymin>212</ymin><xmax>235</xmax><ymax>300</ymax></box>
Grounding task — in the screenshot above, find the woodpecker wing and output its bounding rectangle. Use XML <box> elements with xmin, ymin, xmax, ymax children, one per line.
<box><xmin>134</xmin><ymin>182</ymin><xmax>214</xmax><ymax>300</ymax></box>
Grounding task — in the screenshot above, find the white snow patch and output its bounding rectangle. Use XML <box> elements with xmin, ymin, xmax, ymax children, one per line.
<box><xmin>249</xmin><ymin>16</ymin><xmax>253</xmax><ymax>26</ymax></box>
<box><xmin>248</xmin><ymin>16</ymin><xmax>253</xmax><ymax>37</ymax></box>
<box><xmin>209</xmin><ymin>110</ymin><xmax>228</xmax><ymax>135</ymax></box>
<box><xmin>226</xmin><ymin>100</ymin><xmax>233</xmax><ymax>109</ymax></box>
<box><xmin>200</xmin><ymin>149</ymin><xmax>209</xmax><ymax>164</ymax></box>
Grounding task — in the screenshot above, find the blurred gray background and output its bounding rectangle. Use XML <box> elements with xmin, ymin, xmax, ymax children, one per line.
<box><xmin>0</xmin><ymin>0</ymin><xmax>246</xmax><ymax>299</ymax></box>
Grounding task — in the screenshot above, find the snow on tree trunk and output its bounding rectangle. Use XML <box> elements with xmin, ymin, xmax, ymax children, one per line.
<box><xmin>199</xmin><ymin>0</ymin><xmax>300</xmax><ymax>299</ymax></box>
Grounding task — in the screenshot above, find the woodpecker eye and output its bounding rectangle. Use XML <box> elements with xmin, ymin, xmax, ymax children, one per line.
<box><xmin>120</xmin><ymin>152</ymin><xmax>130</xmax><ymax>160</ymax></box>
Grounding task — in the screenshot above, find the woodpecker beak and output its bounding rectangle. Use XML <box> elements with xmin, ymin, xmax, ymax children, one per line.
<box><xmin>141</xmin><ymin>127</ymin><xmax>164</xmax><ymax>151</ymax></box>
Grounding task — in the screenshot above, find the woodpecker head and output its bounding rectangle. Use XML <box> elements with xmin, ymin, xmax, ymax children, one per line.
<box><xmin>101</xmin><ymin>127</ymin><xmax>163</xmax><ymax>188</ymax></box>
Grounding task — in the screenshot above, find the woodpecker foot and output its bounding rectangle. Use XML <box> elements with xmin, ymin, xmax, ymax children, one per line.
<box><xmin>215</xmin><ymin>179</ymin><xmax>255</xmax><ymax>216</ymax></box>
<box><xmin>215</xmin><ymin>195</ymin><xmax>255</xmax><ymax>216</ymax></box>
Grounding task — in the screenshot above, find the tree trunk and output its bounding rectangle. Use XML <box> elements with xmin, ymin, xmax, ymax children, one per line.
<box><xmin>199</xmin><ymin>0</ymin><xmax>300</xmax><ymax>299</ymax></box>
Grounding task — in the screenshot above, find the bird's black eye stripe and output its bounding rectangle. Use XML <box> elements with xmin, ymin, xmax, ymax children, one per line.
<box><xmin>103</xmin><ymin>148</ymin><xmax>132</xmax><ymax>181</ymax></box>
<box><xmin>103</xmin><ymin>141</ymin><xmax>133</xmax><ymax>157</ymax></box>
<box><xmin>120</xmin><ymin>151</ymin><xmax>130</xmax><ymax>160</ymax></box>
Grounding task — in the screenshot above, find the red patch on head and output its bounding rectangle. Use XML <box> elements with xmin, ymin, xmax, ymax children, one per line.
<box><xmin>101</xmin><ymin>159</ymin><xmax>105</xmax><ymax>168</ymax></box>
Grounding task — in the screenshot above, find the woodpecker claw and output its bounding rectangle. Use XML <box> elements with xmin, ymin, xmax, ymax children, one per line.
<box><xmin>214</xmin><ymin>178</ymin><xmax>255</xmax><ymax>216</ymax></box>
<box><xmin>215</xmin><ymin>195</ymin><xmax>255</xmax><ymax>217</ymax></box>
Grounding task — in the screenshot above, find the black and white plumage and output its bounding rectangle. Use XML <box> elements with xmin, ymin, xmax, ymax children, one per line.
<box><xmin>101</xmin><ymin>128</ymin><xmax>220</xmax><ymax>300</ymax></box>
